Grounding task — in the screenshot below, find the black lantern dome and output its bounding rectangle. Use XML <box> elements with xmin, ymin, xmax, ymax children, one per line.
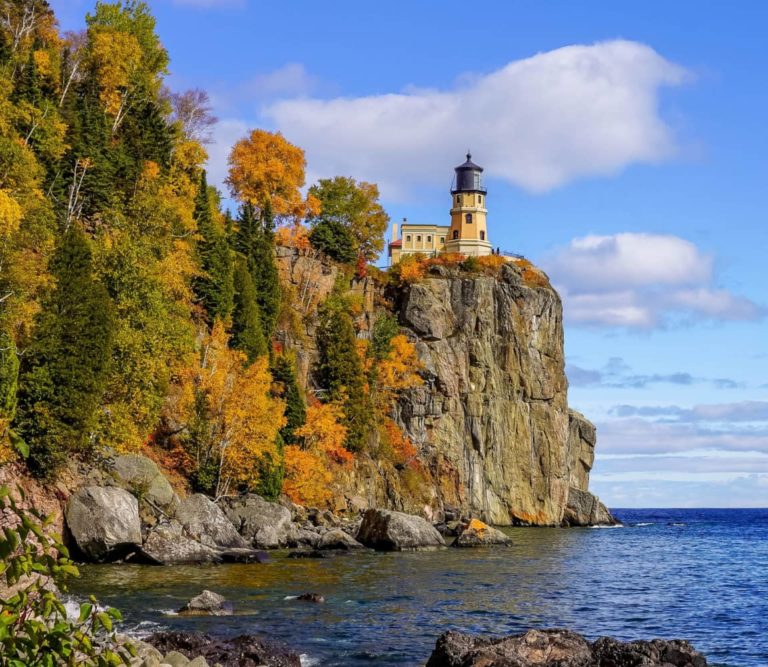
<box><xmin>451</xmin><ymin>152</ymin><xmax>486</xmax><ymax>194</ymax></box>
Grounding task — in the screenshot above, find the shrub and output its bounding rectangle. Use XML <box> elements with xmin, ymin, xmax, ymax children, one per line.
<box><xmin>460</xmin><ymin>256</ymin><xmax>482</xmax><ymax>273</ymax></box>
<box><xmin>511</xmin><ymin>258</ymin><xmax>551</xmax><ymax>287</ymax></box>
<box><xmin>390</xmin><ymin>254</ymin><xmax>427</xmax><ymax>285</ymax></box>
<box><xmin>477</xmin><ymin>254</ymin><xmax>506</xmax><ymax>271</ymax></box>
<box><xmin>0</xmin><ymin>486</ymin><xmax>134</xmax><ymax>666</ymax></box>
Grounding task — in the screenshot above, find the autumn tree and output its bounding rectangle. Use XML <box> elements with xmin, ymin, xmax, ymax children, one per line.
<box><xmin>307</xmin><ymin>176</ymin><xmax>389</xmax><ymax>263</ymax></box>
<box><xmin>15</xmin><ymin>227</ymin><xmax>115</xmax><ymax>475</ymax></box>
<box><xmin>169</xmin><ymin>88</ymin><xmax>217</xmax><ymax>144</ymax></box>
<box><xmin>176</xmin><ymin>322</ymin><xmax>285</xmax><ymax>497</ymax></box>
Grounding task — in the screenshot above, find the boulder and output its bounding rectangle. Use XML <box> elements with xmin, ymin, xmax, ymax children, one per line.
<box><xmin>286</xmin><ymin>525</ymin><xmax>320</xmax><ymax>549</ymax></box>
<box><xmin>163</xmin><ymin>651</ymin><xmax>190</xmax><ymax>667</ymax></box>
<box><xmin>425</xmin><ymin>629</ymin><xmax>708</xmax><ymax>667</ymax></box>
<box><xmin>110</xmin><ymin>454</ymin><xmax>177</xmax><ymax>510</ymax></box>
<box><xmin>139</xmin><ymin>521</ymin><xmax>219</xmax><ymax>565</ymax></box>
<box><xmin>561</xmin><ymin>487</ymin><xmax>618</xmax><ymax>527</ymax></box>
<box><xmin>453</xmin><ymin>519</ymin><xmax>511</xmax><ymax>547</ymax></box>
<box><xmin>219</xmin><ymin>494</ymin><xmax>292</xmax><ymax>548</ymax></box>
<box><xmin>65</xmin><ymin>486</ymin><xmax>142</xmax><ymax>561</ymax></box>
<box><xmin>175</xmin><ymin>494</ymin><xmax>247</xmax><ymax>548</ymax></box>
<box><xmin>296</xmin><ymin>593</ymin><xmax>324</xmax><ymax>603</ymax></box>
<box><xmin>356</xmin><ymin>508</ymin><xmax>445</xmax><ymax>551</ymax></box>
<box><xmin>177</xmin><ymin>590</ymin><xmax>233</xmax><ymax>616</ymax></box>
<box><xmin>316</xmin><ymin>528</ymin><xmax>365</xmax><ymax>551</ymax></box>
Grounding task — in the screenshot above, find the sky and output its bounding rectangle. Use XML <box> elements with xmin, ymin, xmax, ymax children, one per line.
<box><xmin>51</xmin><ymin>0</ymin><xmax>768</xmax><ymax>508</ymax></box>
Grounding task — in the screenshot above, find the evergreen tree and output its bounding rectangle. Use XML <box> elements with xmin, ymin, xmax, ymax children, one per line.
<box><xmin>271</xmin><ymin>355</ymin><xmax>306</xmax><ymax>445</ymax></box>
<box><xmin>254</xmin><ymin>434</ymin><xmax>284</xmax><ymax>501</ymax></box>
<box><xmin>193</xmin><ymin>172</ymin><xmax>234</xmax><ymax>323</ymax></box>
<box><xmin>372</xmin><ymin>313</ymin><xmax>400</xmax><ymax>360</ymax></box>
<box><xmin>308</xmin><ymin>218</ymin><xmax>357</xmax><ymax>263</ymax></box>
<box><xmin>12</xmin><ymin>51</ymin><xmax>42</xmax><ymax>106</ymax></box>
<box><xmin>15</xmin><ymin>227</ymin><xmax>115</xmax><ymax>475</ymax></box>
<box><xmin>234</xmin><ymin>203</ymin><xmax>281</xmax><ymax>344</ymax></box>
<box><xmin>0</xmin><ymin>337</ymin><xmax>19</xmax><ymax>427</ymax></box>
<box><xmin>317</xmin><ymin>299</ymin><xmax>372</xmax><ymax>452</ymax></box>
<box><xmin>231</xmin><ymin>257</ymin><xmax>267</xmax><ymax>362</ymax></box>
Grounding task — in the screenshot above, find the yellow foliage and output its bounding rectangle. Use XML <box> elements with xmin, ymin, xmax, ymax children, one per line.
<box><xmin>173</xmin><ymin>139</ymin><xmax>208</xmax><ymax>172</ymax></box>
<box><xmin>511</xmin><ymin>257</ymin><xmax>550</xmax><ymax>287</ymax></box>
<box><xmin>275</xmin><ymin>223</ymin><xmax>311</xmax><ymax>251</ymax></box>
<box><xmin>283</xmin><ymin>445</ymin><xmax>333</xmax><ymax>507</ymax></box>
<box><xmin>226</xmin><ymin>129</ymin><xmax>315</xmax><ymax>220</ymax></box>
<box><xmin>477</xmin><ymin>254</ymin><xmax>506</xmax><ymax>270</ymax></box>
<box><xmin>0</xmin><ymin>190</ymin><xmax>23</xmax><ymax>239</ymax></box>
<box><xmin>295</xmin><ymin>401</ymin><xmax>352</xmax><ymax>465</ymax></box>
<box><xmin>394</xmin><ymin>254</ymin><xmax>427</xmax><ymax>284</ymax></box>
<box><xmin>90</xmin><ymin>29</ymin><xmax>142</xmax><ymax>116</ymax></box>
<box><xmin>377</xmin><ymin>335</ymin><xmax>424</xmax><ymax>397</ymax></box>
<box><xmin>142</xmin><ymin>160</ymin><xmax>161</xmax><ymax>180</ymax></box>
<box><xmin>33</xmin><ymin>50</ymin><xmax>53</xmax><ymax>78</ymax></box>
<box><xmin>176</xmin><ymin>322</ymin><xmax>285</xmax><ymax>496</ymax></box>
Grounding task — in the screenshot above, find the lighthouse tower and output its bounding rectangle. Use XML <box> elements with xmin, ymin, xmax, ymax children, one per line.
<box><xmin>444</xmin><ymin>153</ymin><xmax>492</xmax><ymax>257</ymax></box>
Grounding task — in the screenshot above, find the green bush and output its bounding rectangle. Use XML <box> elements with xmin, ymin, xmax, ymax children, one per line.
<box><xmin>0</xmin><ymin>486</ymin><xmax>134</xmax><ymax>666</ymax></box>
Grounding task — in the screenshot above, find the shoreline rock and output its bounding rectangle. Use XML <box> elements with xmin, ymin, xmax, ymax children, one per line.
<box><xmin>356</xmin><ymin>508</ymin><xmax>445</xmax><ymax>551</ymax></box>
<box><xmin>453</xmin><ymin>519</ymin><xmax>511</xmax><ymax>547</ymax></box>
<box><xmin>425</xmin><ymin>629</ymin><xmax>707</xmax><ymax>667</ymax></box>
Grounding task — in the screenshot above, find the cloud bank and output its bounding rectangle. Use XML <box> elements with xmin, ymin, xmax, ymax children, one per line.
<box><xmin>263</xmin><ymin>40</ymin><xmax>686</xmax><ymax>198</ymax></box>
<box><xmin>545</xmin><ymin>233</ymin><xmax>764</xmax><ymax>328</ymax></box>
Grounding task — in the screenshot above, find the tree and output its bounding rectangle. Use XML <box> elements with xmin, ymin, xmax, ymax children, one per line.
<box><xmin>192</xmin><ymin>171</ymin><xmax>234</xmax><ymax>323</ymax></box>
<box><xmin>169</xmin><ymin>88</ymin><xmax>217</xmax><ymax>144</ymax></box>
<box><xmin>317</xmin><ymin>298</ymin><xmax>372</xmax><ymax>452</ymax></box>
<box><xmin>15</xmin><ymin>226</ymin><xmax>115</xmax><ymax>476</ymax></box>
<box><xmin>231</xmin><ymin>256</ymin><xmax>267</xmax><ymax>362</ymax></box>
<box><xmin>295</xmin><ymin>400</ymin><xmax>351</xmax><ymax>465</ymax></box>
<box><xmin>233</xmin><ymin>202</ymin><xmax>280</xmax><ymax>343</ymax></box>
<box><xmin>226</xmin><ymin>128</ymin><xmax>318</xmax><ymax>221</ymax></box>
<box><xmin>271</xmin><ymin>354</ymin><xmax>305</xmax><ymax>445</ymax></box>
<box><xmin>307</xmin><ymin>176</ymin><xmax>389</xmax><ymax>262</ymax></box>
<box><xmin>308</xmin><ymin>218</ymin><xmax>357</xmax><ymax>263</ymax></box>
<box><xmin>371</xmin><ymin>313</ymin><xmax>400</xmax><ymax>360</ymax></box>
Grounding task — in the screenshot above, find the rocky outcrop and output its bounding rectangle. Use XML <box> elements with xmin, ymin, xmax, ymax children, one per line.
<box><xmin>356</xmin><ymin>508</ymin><xmax>445</xmax><ymax>551</ymax></box>
<box><xmin>175</xmin><ymin>494</ymin><xmax>247</xmax><ymax>549</ymax></box>
<box><xmin>562</xmin><ymin>487</ymin><xmax>616</xmax><ymax>527</ymax></box>
<box><xmin>109</xmin><ymin>454</ymin><xmax>177</xmax><ymax>511</ymax></box>
<box><xmin>426</xmin><ymin>629</ymin><xmax>707</xmax><ymax>667</ymax></box>
<box><xmin>453</xmin><ymin>519</ymin><xmax>511</xmax><ymax>547</ymax></box>
<box><xmin>219</xmin><ymin>494</ymin><xmax>292</xmax><ymax>548</ymax></box>
<box><xmin>65</xmin><ymin>486</ymin><xmax>141</xmax><ymax>561</ymax></box>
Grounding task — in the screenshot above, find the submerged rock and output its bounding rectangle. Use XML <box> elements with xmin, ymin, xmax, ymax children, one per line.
<box><xmin>65</xmin><ymin>486</ymin><xmax>142</xmax><ymax>562</ymax></box>
<box><xmin>219</xmin><ymin>494</ymin><xmax>292</xmax><ymax>548</ymax></box>
<box><xmin>296</xmin><ymin>593</ymin><xmax>325</xmax><ymax>603</ymax></box>
<box><xmin>453</xmin><ymin>519</ymin><xmax>511</xmax><ymax>547</ymax></box>
<box><xmin>177</xmin><ymin>590</ymin><xmax>233</xmax><ymax>616</ymax></box>
<box><xmin>147</xmin><ymin>631</ymin><xmax>301</xmax><ymax>667</ymax></box>
<box><xmin>425</xmin><ymin>629</ymin><xmax>707</xmax><ymax>667</ymax></box>
<box><xmin>356</xmin><ymin>508</ymin><xmax>445</xmax><ymax>551</ymax></box>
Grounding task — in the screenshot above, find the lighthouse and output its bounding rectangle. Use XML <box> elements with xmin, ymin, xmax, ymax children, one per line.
<box><xmin>444</xmin><ymin>153</ymin><xmax>492</xmax><ymax>257</ymax></box>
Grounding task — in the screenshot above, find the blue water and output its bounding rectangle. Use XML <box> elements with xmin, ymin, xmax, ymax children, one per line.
<box><xmin>72</xmin><ymin>509</ymin><xmax>768</xmax><ymax>666</ymax></box>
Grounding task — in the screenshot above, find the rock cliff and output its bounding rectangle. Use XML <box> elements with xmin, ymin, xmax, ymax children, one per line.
<box><xmin>275</xmin><ymin>248</ymin><xmax>614</xmax><ymax>526</ymax></box>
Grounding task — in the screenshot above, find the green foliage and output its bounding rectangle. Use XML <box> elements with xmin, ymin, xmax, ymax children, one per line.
<box><xmin>193</xmin><ymin>172</ymin><xmax>234</xmax><ymax>323</ymax></box>
<box><xmin>231</xmin><ymin>257</ymin><xmax>267</xmax><ymax>362</ymax></box>
<box><xmin>271</xmin><ymin>355</ymin><xmax>306</xmax><ymax>445</ymax></box>
<box><xmin>233</xmin><ymin>203</ymin><xmax>281</xmax><ymax>344</ymax></box>
<box><xmin>308</xmin><ymin>218</ymin><xmax>357</xmax><ymax>263</ymax></box>
<box><xmin>254</xmin><ymin>441</ymin><xmax>284</xmax><ymax>501</ymax></box>
<box><xmin>0</xmin><ymin>486</ymin><xmax>135</xmax><ymax>666</ymax></box>
<box><xmin>461</xmin><ymin>256</ymin><xmax>482</xmax><ymax>273</ymax></box>
<box><xmin>317</xmin><ymin>298</ymin><xmax>372</xmax><ymax>452</ymax></box>
<box><xmin>15</xmin><ymin>227</ymin><xmax>115</xmax><ymax>476</ymax></box>
<box><xmin>0</xmin><ymin>337</ymin><xmax>19</xmax><ymax>425</ymax></box>
<box><xmin>372</xmin><ymin>313</ymin><xmax>400</xmax><ymax>360</ymax></box>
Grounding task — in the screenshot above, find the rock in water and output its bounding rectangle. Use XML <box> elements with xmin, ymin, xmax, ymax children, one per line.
<box><xmin>453</xmin><ymin>519</ymin><xmax>511</xmax><ymax>547</ymax></box>
<box><xmin>356</xmin><ymin>508</ymin><xmax>445</xmax><ymax>551</ymax></box>
<box><xmin>297</xmin><ymin>593</ymin><xmax>325</xmax><ymax>603</ymax></box>
<box><xmin>175</xmin><ymin>494</ymin><xmax>247</xmax><ymax>549</ymax></box>
<box><xmin>561</xmin><ymin>487</ymin><xmax>618</xmax><ymax>527</ymax></box>
<box><xmin>218</xmin><ymin>494</ymin><xmax>292</xmax><ymax>548</ymax></box>
<box><xmin>316</xmin><ymin>528</ymin><xmax>365</xmax><ymax>550</ymax></box>
<box><xmin>177</xmin><ymin>590</ymin><xmax>233</xmax><ymax>616</ymax></box>
<box><xmin>65</xmin><ymin>486</ymin><xmax>142</xmax><ymax>562</ymax></box>
<box><xmin>425</xmin><ymin>629</ymin><xmax>708</xmax><ymax>666</ymax></box>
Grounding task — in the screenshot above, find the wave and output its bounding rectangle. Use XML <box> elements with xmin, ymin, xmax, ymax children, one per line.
<box><xmin>634</xmin><ymin>522</ymin><xmax>655</xmax><ymax>527</ymax></box>
<box><xmin>300</xmin><ymin>655</ymin><xmax>321</xmax><ymax>666</ymax></box>
<box><xmin>589</xmin><ymin>524</ymin><xmax>624</xmax><ymax>529</ymax></box>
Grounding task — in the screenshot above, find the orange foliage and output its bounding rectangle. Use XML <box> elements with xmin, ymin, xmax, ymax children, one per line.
<box><xmin>511</xmin><ymin>257</ymin><xmax>550</xmax><ymax>287</ymax></box>
<box><xmin>426</xmin><ymin>252</ymin><xmax>465</xmax><ymax>267</ymax></box>
<box><xmin>226</xmin><ymin>129</ymin><xmax>319</xmax><ymax>220</ymax></box>
<box><xmin>275</xmin><ymin>223</ymin><xmax>311</xmax><ymax>251</ymax></box>
<box><xmin>283</xmin><ymin>445</ymin><xmax>333</xmax><ymax>507</ymax></box>
<box><xmin>295</xmin><ymin>401</ymin><xmax>352</xmax><ymax>466</ymax></box>
<box><xmin>395</xmin><ymin>254</ymin><xmax>427</xmax><ymax>284</ymax></box>
<box><xmin>376</xmin><ymin>335</ymin><xmax>424</xmax><ymax>399</ymax></box>
<box><xmin>477</xmin><ymin>254</ymin><xmax>506</xmax><ymax>270</ymax></box>
<box><xmin>382</xmin><ymin>418</ymin><xmax>417</xmax><ymax>468</ymax></box>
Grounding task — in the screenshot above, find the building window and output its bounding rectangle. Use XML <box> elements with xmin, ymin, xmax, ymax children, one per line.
<box><xmin>457</xmin><ymin>195</ymin><xmax>462</xmax><ymax>205</ymax></box>
<box><xmin>453</xmin><ymin>230</ymin><xmax>459</xmax><ymax>240</ymax></box>
<box><xmin>440</xmin><ymin>237</ymin><xmax>445</xmax><ymax>244</ymax></box>
<box><xmin>479</xmin><ymin>195</ymin><xmax>482</xmax><ymax>204</ymax></box>
<box><xmin>416</xmin><ymin>235</ymin><xmax>422</xmax><ymax>242</ymax></box>
<box><xmin>427</xmin><ymin>235</ymin><xmax>432</xmax><ymax>243</ymax></box>
<box><xmin>480</xmin><ymin>231</ymin><xmax>486</xmax><ymax>241</ymax></box>
<box><xmin>466</xmin><ymin>213</ymin><xmax>473</xmax><ymax>224</ymax></box>
<box><xmin>406</xmin><ymin>235</ymin><xmax>411</xmax><ymax>242</ymax></box>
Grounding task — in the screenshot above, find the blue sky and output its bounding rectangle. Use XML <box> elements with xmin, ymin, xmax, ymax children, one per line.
<box><xmin>52</xmin><ymin>0</ymin><xmax>768</xmax><ymax>507</ymax></box>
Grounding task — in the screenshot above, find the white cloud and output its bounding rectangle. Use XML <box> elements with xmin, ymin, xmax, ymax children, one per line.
<box><xmin>244</xmin><ymin>63</ymin><xmax>320</xmax><ymax>99</ymax></box>
<box><xmin>544</xmin><ymin>233</ymin><xmax>764</xmax><ymax>328</ymax></box>
<box><xmin>263</xmin><ymin>40</ymin><xmax>687</xmax><ymax>199</ymax></box>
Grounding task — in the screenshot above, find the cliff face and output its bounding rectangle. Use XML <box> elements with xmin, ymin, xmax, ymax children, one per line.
<box><xmin>275</xmin><ymin>248</ymin><xmax>614</xmax><ymax>526</ymax></box>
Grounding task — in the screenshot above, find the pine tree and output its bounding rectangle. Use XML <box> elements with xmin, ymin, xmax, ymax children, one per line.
<box><xmin>15</xmin><ymin>227</ymin><xmax>115</xmax><ymax>475</ymax></box>
<box><xmin>317</xmin><ymin>299</ymin><xmax>372</xmax><ymax>452</ymax></box>
<box><xmin>0</xmin><ymin>337</ymin><xmax>19</xmax><ymax>427</ymax></box>
<box><xmin>193</xmin><ymin>172</ymin><xmax>234</xmax><ymax>323</ymax></box>
<box><xmin>231</xmin><ymin>257</ymin><xmax>267</xmax><ymax>362</ymax></box>
<box><xmin>234</xmin><ymin>203</ymin><xmax>281</xmax><ymax>344</ymax></box>
<box><xmin>271</xmin><ymin>355</ymin><xmax>306</xmax><ymax>445</ymax></box>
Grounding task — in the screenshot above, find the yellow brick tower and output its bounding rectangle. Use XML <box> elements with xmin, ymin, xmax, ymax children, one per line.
<box><xmin>444</xmin><ymin>153</ymin><xmax>492</xmax><ymax>257</ymax></box>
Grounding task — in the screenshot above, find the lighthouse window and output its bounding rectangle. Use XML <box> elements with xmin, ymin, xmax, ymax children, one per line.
<box><xmin>466</xmin><ymin>213</ymin><xmax>473</xmax><ymax>224</ymax></box>
<box><xmin>453</xmin><ymin>230</ymin><xmax>459</xmax><ymax>240</ymax></box>
<box><xmin>457</xmin><ymin>195</ymin><xmax>462</xmax><ymax>205</ymax></box>
<box><xmin>480</xmin><ymin>231</ymin><xmax>486</xmax><ymax>241</ymax></box>
<box><xmin>479</xmin><ymin>195</ymin><xmax>483</xmax><ymax>204</ymax></box>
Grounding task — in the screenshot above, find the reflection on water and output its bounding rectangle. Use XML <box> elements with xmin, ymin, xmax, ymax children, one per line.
<box><xmin>71</xmin><ymin>509</ymin><xmax>768</xmax><ymax>666</ymax></box>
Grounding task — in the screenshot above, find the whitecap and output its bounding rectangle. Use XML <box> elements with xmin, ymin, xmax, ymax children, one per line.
<box><xmin>589</xmin><ymin>524</ymin><xmax>624</xmax><ymax>529</ymax></box>
<box><xmin>300</xmin><ymin>655</ymin><xmax>321</xmax><ymax>666</ymax></box>
<box><xmin>635</xmin><ymin>522</ymin><xmax>655</xmax><ymax>526</ymax></box>
<box><xmin>283</xmin><ymin>595</ymin><xmax>299</xmax><ymax>600</ymax></box>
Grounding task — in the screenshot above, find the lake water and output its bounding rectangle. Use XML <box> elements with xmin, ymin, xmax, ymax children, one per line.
<box><xmin>71</xmin><ymin>508</ymin><xmax>768</xmax><ymax>666</ymax></box>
